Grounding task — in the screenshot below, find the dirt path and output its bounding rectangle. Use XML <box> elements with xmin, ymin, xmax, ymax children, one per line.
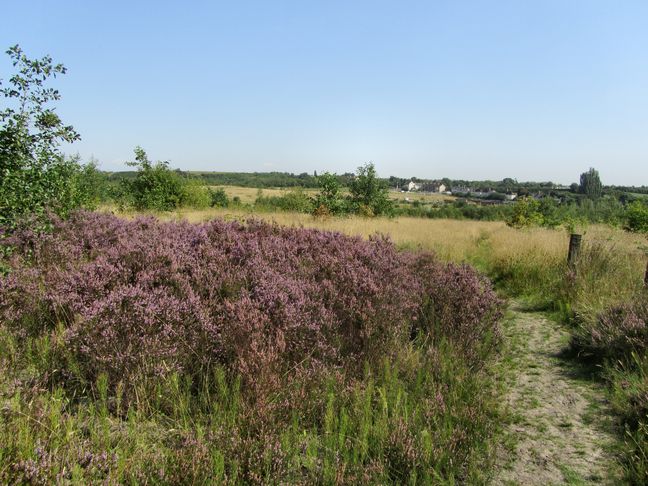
<box><xmin>493</xmin><ymin>303</ymin><xmax>621</xmax><ymax>485</ymax></box>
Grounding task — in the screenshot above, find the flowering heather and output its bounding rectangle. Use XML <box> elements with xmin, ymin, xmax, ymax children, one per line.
<box><xmin>573</xmin><ymin>294</ymin><xmax>648</xmax><ymax>361</ymax></box>
<box><xmin>0</xmin><ymin>211</ymin><xmax>502</xmax><ymax>400</ymax></box>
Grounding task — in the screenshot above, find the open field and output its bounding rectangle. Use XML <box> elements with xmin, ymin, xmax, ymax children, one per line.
<box><xmin>210</xmin><ymin>185</ymin><xmax>454</xmax><ymax>205</ymax></box>
<box><xmin>3</xmin><ymin>8</ymin><xmax>648</xmax><ymax>483</ymax></box>
<box><xmin>209</xmin><ymin>185</ymin><xmax>318</xmax><ymax>204</ymax></box>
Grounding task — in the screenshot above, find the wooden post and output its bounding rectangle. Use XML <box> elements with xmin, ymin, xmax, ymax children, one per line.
<box><xmin>644</xmin><ymin>259</ymin><xmax>648</xmax><ymax>287</ymax></box>
<box><xmin>567</xmin><ymin>233</ymin><xmax>582</xmax><ymax>269</ymax></box>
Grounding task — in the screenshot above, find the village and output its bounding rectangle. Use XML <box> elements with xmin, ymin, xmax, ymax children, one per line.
<box><xmin>400</xmin><ymin>179</ymin><xmax>517</xmax><ymax>205</ymax></box>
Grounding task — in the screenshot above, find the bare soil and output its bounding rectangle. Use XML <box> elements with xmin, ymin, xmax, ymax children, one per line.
<box><xmin>493</xmin><ymin>303</ymin><xmax>622</xmax><ymax>485</ymax></box>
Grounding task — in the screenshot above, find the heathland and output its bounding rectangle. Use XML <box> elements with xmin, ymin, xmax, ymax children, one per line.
<box><xmin>3</xmin><ymin>44</ymin><xmax>648</xmax><ymax>484</ymax></box>
<box><xmin>3</xmin><ymin>203</ymin><xmax>647</xmax><ymax>483</ymax></box>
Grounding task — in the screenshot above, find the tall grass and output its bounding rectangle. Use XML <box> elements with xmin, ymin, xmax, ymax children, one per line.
<box><xmin>0</xmin><ymin>329</ymin><xmax>502</xmax><ymax>484</ymax></box>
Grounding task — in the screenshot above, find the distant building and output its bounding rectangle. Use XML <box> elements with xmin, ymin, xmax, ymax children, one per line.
<box><xmin>420</xmin><ymin>182</ymin><xmax>447</xmax><ymax>193</ymax></box>
<box><xmin>404</xmin><ymin>181</ymin><xmax>421</xmax><ymax>192</ymax></box>
<box><xmin>505</xmin><ymin>193</ymin><xmax>517</xmax><ymax>201</ymax></box>
<box><xmin>450</xmin><ymin>186</ymin><xmax>471</xmax><ymax>195</ymax></box>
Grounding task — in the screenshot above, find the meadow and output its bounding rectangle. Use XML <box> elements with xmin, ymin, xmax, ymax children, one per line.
<box><xmin>141</xmin><ymin>204</ymin><xmax>645</xmax><ymax>284</ymax></box>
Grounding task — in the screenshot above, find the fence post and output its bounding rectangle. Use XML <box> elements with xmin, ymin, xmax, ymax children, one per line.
<box><xmin>567</xmin><ymin>233</ymin><xmax>582</xmax><ymax>270</ymax></box>
<box><xmin>644</xmin><ymin>259</ymin><xmax>648</xmax><ymax>287</ymax></box>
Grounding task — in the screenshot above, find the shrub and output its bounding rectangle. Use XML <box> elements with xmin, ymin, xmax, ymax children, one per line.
<box><xmin>72</xmin><ymin>158</ymin><xmax>109</xmax><ymax>209</ymax></box>
<box><xmin>506</xmin><ymin>197</ymin><xmax>544</xmax><ymax>228</ymax></box>
<box><xmin>573</xmin><ymin>296</ymin><xmax>648</xmax><ymax>361</ymax></box>
<box><xmin>349</xmin><ymin>163</ymin><xmax>394</xmax><ymax>216</ymax></box>
<box><xmin>117</xmin><ymin>147</ymin><xmax>187</xmax><ymax>211</ymax></box>
<box><xmin>570</xmin><ymin>292</ymin><xmax>648</xmax><ymax>483</ymax></box>
<box><xmin>182</xmin><ymin>179</ymin><xmax>212</xmax><ymax>209</ymax></box>
<box><xmin>254</xmin><ymin>188</ymin><xmax>314</xmax><ymax>213</ymax></box>
<box><xmin>209</xmin><ymin>187</ymin><xmax>230</xmax><ymax>208</ymax></box>
<box><xmin>626</xmin><ymin>200</ymin><xmax>648</xmax><ymax>234</ymax></box>
<box><xmin>313</xmin><ymin>172</ymin><xmax>347</xmax><ymax>215</ymax></box>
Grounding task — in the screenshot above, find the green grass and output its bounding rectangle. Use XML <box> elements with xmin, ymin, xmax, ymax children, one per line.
<box><xmin>557</xmin><ymin>464</ymin><xmax>589</xmax><ymax>485</ymax></box>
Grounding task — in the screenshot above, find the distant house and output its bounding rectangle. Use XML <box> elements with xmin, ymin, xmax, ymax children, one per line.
<box><xmin>505</xmin><ymin>193</ymin><xmax>517</xmax><ymax>201</ymax></box>
<box><xmin>404</xmin><ymin>181</ymin><xmax>421</xmax><ymax>192</ymax></box>
<box><xmin>450</xmin><ymin>186</ymin><xmax>471</xmax><ymax>195</ymax></box>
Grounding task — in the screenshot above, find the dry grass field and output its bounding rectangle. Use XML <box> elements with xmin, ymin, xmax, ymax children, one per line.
<box><xmin>208</xmin><ymin>186</ymin><xmax>317</xmax><ymax>204</ymax></box>
<box><xmin>210</xmin><ymin>185</ymin><xmax>454</xmax><ymax>205</ymax></box>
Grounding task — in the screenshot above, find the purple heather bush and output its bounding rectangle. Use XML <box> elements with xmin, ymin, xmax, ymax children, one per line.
<box><xmin>0</xmin><ymin>211</ymin><xmax>505</xmax><ymax>483</ymax></box>
<box><xmin>573</xmin><ymin>294</ymin><xmax>648</xmax><ymax>361</ymax></box>
<box><xmin>577</xmin><ymin>292</ymin><xmax>648</xmax><ymax>483</ymax></box>
<box><xmin>0</xmin><ymin>211</ymin><xmax>502</xmax><ymax>403</ymax></box>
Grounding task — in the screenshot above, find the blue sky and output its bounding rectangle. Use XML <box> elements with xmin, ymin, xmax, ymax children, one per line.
<box><xmin>1</xmin><ymin>0</ymin><xmax>647</xmax><ymax>185</ymax></box>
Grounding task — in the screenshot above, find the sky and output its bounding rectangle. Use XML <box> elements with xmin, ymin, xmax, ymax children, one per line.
<box><xmin>1</xmin><ymin>0</ymin><xmax>647</xmax><ymax>185</ymax></box>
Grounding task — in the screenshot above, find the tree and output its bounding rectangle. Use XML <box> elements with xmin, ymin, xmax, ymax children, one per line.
<box><xmin>119</xmin><ymin>147</ymin><xmax>188</xmax><ymax>211</ymax></box>
<box><xmin>0</xmin><ymin>44</ymin><xmax>87</xmax><ymax>231</ymax></box>
<box><xmin>501</xmin><ymin>177</ymin><xmax>517</xmax><ymax>192</ymax></box>
<box><xmin>349</xmin><ymin>162</ymin><xmax>393</xmax><ymax>216</ymax></box>
<box><xmin>579</xmin><ymin>168</ymin><xmax>602</xmax><ymax>200</ymax></box>
<box><xmin>506</xmin><ymin>197</ymin><xmax>544</xmax><ymax>228</ymax></box>
<box><xmin>313</xmin><ymin>172</ymin><xmax>345</xmax><ymax>215</ymax></box>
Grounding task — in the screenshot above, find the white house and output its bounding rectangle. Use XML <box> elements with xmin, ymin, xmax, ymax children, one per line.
<box><xmin>405</xmin><ymin>181</ymin><xmax>421</xmax><ymax>192</ymax></box>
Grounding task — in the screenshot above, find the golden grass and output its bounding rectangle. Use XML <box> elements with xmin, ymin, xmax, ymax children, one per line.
<box><xmin>390</xmin><ymin>191</ymin><xmax>455</xmax><ymax>203</ymax></box>
<box><xmin>209</xmin><ymin>186</ymin><xmax>319</xmax><ymax>204</ymax></box>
